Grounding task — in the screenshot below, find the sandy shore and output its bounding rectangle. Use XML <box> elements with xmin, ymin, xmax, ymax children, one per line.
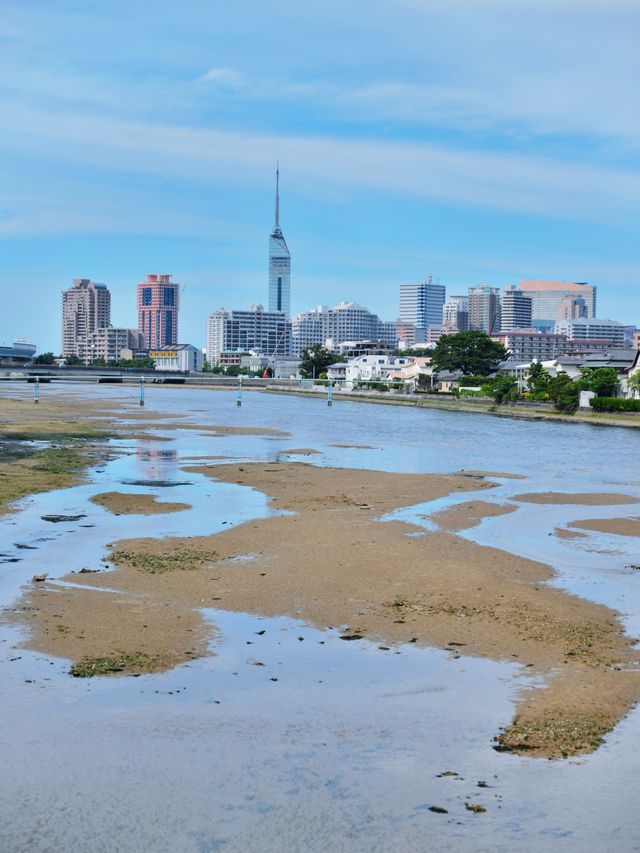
<box><xmin>9</xmin><ymin>459</ymin><xmax>640</xmax><ymax>759</ymax></box>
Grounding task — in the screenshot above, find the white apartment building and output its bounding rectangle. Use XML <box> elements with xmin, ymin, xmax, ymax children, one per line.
<box><xmin>78</xmin><ymin>327</ymin><xmax>146</xmax><ymax>363</ymax></box>
<box><xmin>554</xmin><ymin>318</ymin><xmax>625</xmax><ymax>345</ymax></box>
<box><xmin>291</xmin><ymin>302</ymin><xmax>397</xmax><ymax>355</ymax></box>
<box><xmin>207</xmin><ymin>305</ymin><xmax>290</xmax><ymax>364</ymax></box>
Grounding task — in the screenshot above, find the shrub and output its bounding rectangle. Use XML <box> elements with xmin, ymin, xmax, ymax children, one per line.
<box><xmin>589</xmin><ymin>397</ymin><xmax>640</xmax><ymax>413</ymax></box>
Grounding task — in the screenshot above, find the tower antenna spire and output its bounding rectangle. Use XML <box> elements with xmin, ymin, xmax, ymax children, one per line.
<box><xmin>275</xmin><ymin>162</ymin><xmax>280</xmax><ymax>231</ymax></box>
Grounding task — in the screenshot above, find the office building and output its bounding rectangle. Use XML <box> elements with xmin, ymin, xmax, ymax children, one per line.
<box><xmin>207</xmin><ymin>305</ymin><xmax>290</xmax><ymax>364</ymax></box>
<box><xmin>520</xmin><ymin>280</ymin><xmax>596</xmax><ymax>322</ymax></box>
<box><xmin>61</xmin><ymin>278</ymin><xmax>111</xmax><ymax>357</ymax></box>
<box><xmin>468</xmin><ymin>285</ymin><xmax>501</xmax><ymax>334</ymax></box>
<box><xmin>137</xmin><ymin>274</ymin><xmax>180</xmax><ymax>350</ymax></box>
<box><xmin>500</xmin><ymin>286</ymin><xmax>533</xmax><ymax>332</ymax></box>
<box><xmin>399</xmin><ymin>277</ymin><xmax>446</xmax><ymax>341</ymax></box>
<box><xmin>268</xmin><ymin>167</ymin><xmax>291</xmax><ymax>318</ymax></box>
<box><xmin>442</xmin><ymin>295</ymin><xmax>469</xmax><ymax>332</ymax></box>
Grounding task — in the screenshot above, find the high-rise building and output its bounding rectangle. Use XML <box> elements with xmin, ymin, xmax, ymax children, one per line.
<box><xmin>207</xmin><ymin>305</ymin><xmax>290</xmax><ymax>364</ymax></box>
<box><xmin>399</xmin><ymin>276</ymin><xmax>446</xmax><ymax>341</ymax></box>
<box><xmin>500</xmin><ymin>286</ymin><xmax>533</xmax><ymax>332</ymax></box>
<box><xmin>468</xmin><ymin>285</ymin><xmax>501</xmax><ymax>334</ymax></box>
<box><xmin>137</xmin><ymin>274</ymin><xmax>180</xmax><ymax>350</ymax></box>
<box><xmin>268</xmin><ymin>166</ymin><xmax>291</xmax><ymax>318</ymax></box>
<box><xmin>557</xmin><ymin>296</ymin><xmax>588</xmax><ymax>321</ymax></box>
<box><xmin>61</xmin><ymin>278</ymin><xmax>111</xmax><ymax>357</ymax></box>
<box><xmin>291</xmin><ymin>302</ymin><xmax>397</xmax><ymax>355</ymax></box>
<box><xmin>442</xmin><ymin>295</ymin><xmax>469</xmax><ymax>332</ymax></box>
<box><xmin>520</xmin><ymin>280</ymin><xmax>596</xmax><ymax>322</ymax></box>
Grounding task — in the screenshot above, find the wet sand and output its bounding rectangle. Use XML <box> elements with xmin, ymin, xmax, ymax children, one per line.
<box><xmin>569</xmin><ymin>517</ymin><xmax>640</xmax><ymax>538</ymax></box>
<box><xmin>430</xmin><ymin>500</ymin><xmax>517</xmax><ymax>531</ymax></box>
<box><xmin>90</xmin><ymin>492</ymin><xmax>191</xmax><ymax>515</ymax></box>
<box><xmin>512</xmin><ymin>492</ymin><xmax>640</xmax><ymax>506</ymax></box>
<box><xmin>11</xmin><ymin>461</ymin><xmax>640</xmax><ymax>759</ymax></box>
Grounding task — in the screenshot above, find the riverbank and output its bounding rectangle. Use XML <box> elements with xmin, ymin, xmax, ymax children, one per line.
<box><xmin>265</xmin><ymin>386</ymin><xmax>640</xmax><ymax>429</ymax></box>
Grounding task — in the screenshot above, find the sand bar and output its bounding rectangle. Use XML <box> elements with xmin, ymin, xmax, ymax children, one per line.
<box><xmin>90</xmin><ymin>492</ymin><xmax>191</xmax><ymax>515</ymax></box>
<box><xmin>569</xmin><ymin>518</ymin><xmax>640</xmax><ymax>538</ymax></box>
<box><xmin>512</xmin><ymin>492</ymin><xmax>640</xmax><ymax>506</ymax></box>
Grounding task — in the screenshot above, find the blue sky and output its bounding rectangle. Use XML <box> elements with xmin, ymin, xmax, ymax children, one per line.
<box><xmin>1</xmin><ymin>0</ymin><xmax>639</xmax><ymax>351</ymax></box>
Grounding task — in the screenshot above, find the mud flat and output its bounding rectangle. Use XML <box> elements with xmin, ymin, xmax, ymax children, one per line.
<box><xmin>10</xmin><ymin>461</ymin><xmax>640</xmax><ymax>760</ymax></box>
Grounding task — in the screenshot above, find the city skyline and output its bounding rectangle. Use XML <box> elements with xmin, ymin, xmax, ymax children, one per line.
<box><xmin>1</xmin><ymin>1</ymin><xmax>639</xmax><ymax>351</ymax></box>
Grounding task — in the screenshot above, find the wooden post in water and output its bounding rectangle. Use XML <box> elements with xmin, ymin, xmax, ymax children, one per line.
<box><xmin>34</xmin><ymin>377</ymin><xmax>39</xmax><ymax>404</ymax></box>
<box><xmin>327</xmin><ymin>380</ymin><xmax>333</xmax><ymax>407</ymax></box>
<box><xmin>237</xmin><ymin>375</ymin><xmax>243</xmax><ymax>407</ymax></box>
<box><xmin>139</xmin><ymin>376</ymin><xmax>145</xmax><ymax>407</ymax></box>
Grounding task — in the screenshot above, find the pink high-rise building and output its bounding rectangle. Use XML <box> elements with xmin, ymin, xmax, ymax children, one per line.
<box><xmin>137</xmin><ymin>274</ymin><xmax>180</xmax><ymax>350</ymax></box>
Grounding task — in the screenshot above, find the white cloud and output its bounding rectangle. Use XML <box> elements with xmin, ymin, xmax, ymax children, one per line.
<box><xmin>198</xmin><ymin>67</ymin><xmax>244</xmax><ymax>87</ymax></box>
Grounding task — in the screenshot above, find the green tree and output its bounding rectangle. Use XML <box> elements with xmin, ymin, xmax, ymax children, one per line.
<box><xmin>584</xmin><ymin>367</ymin><xmax>620</xmax><ymax>398</ymax></box>
<box><xmin>547</xmin><ymin>372</ymin><xmax>579</xmax><ymax>413</ymax></box>
<box><xmin>299</xmin><ymin>344</ymin><xmax>339</xmax><ymax>379</ymax></box>
<box><xmin>431</xmin><ymin>331</ymin><xmax>508</xmax><ymax>376</ymax></box>
<box><xmin>64</xmin><ymin>354</ymin><xmax>82</xmax><ymax>366</ymax></box>
<box><xmin>527</xmin><ymin>361</ymin><xmax>551</xmax><ymax>396</ymax></box>
<box><xmin>491</xmin><ymin>375</ymin><xmax>518</xmax><ymax>404</ymax></box>
<box><xmin>90</xmin><ymin>357</ymin><xmax>107</xmax><ymax>367</ymax></box>
<box><xmin>629</xmin><ymin>371</ymin><xmax>640</xmax><ymax>396</ymax></box>
<box><xmin>32</xmin><ymin>352</ymin><xmax>56</xmax><ymax>365</ymax></box>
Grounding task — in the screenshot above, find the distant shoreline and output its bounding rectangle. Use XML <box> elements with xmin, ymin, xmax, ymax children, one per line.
<box><xmin>264</xmin><ymin>385</ymin><xmax>640</xmax><ymax>429</ymax></box>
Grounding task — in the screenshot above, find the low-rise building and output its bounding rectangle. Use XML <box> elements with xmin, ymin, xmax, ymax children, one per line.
<box><xmin>0</xmin><ymin>339</ymin><xmax>37</xmax><ymax>366</ymax></box>
<box><xmin>344</xmin><ymin>355</ymin><xmax>412</xmax><ymax>386</ymax></box>
<box><xmin>150</xmin><ymin>344</ymin><xmax>203</xmax><ymax>372</ymax></box>
<box><xmin>78</xmin><ymin>327</ymin><xmax>146</xmax><ymax>363</ymax></box>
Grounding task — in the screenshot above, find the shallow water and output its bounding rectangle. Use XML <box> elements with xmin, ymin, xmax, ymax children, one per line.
<box><xmin>1</xmin><ymin>384</ymin><xmax>640</xmax><ymax>852</ymax></box>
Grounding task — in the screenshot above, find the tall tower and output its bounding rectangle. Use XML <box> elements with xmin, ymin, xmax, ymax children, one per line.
<box><xmin>137</xmin><ymin>274</ymin><xmax>180</xmax><ymax>350</ymax></box>
<box><xmin>268</xmin><ymin>165</ymin><xmax>291</xmax><ymax>318</ymax></box>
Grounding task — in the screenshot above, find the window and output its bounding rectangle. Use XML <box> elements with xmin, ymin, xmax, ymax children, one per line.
<box><xmin>141</xmin><ymin>287</ymin><xmax>152</xmax><ymax>306</ymax></box>
<box><xmin>163</xmin><ymin>287</ymin><xmax>175</xmax><ymax>307</ymax></box>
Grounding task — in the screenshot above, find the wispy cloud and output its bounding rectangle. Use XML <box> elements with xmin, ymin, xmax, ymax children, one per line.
<box><xmin>198</xmin><ymin>67</ymin><xmax>244</xmax><ymax>87</ymax></box>
<box><xmin>0</xmin><ymin>104</ymin><xmax>638</xmax><ymax>232</ymax></box>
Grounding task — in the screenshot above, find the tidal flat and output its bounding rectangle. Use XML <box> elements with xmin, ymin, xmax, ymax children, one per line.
<box><xmin>1</xmin><ymin>383</ymin><xmax>640</xmax><ymax>852</ymax></box>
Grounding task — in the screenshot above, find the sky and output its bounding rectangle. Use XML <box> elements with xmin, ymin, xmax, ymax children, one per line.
<box><xmin>1</xmin><ymin>0</ymin><xmax>639</xmax><ymax>352</ymax></box>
